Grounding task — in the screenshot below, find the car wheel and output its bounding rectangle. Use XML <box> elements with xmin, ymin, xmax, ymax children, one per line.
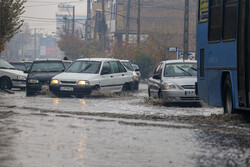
<box><xmin>158</xmin><ymin>90</ymin><xmax>163</xmax><ymax>99</ymax></box>
<box><xmin>122</xmin><ymin>83</ymin><xmax>131</xmax><ymax>92</ymax></box>
<box><xmin>26</xmin><ymin>88</ymin><xmax>33</xmax><ymax>96</ymax></box>
<box><xmin>223</xmin><ymin>75</ymin><xmax>235</xmax><ymax>114</ymax></box>
<box><xmin>148</xmin><ymin>88</ymin><xmax>151</xmax><ymax>97</ymax></box>
<box><xmin>0</xmin><ymin>77</ymin><xmax>12</xmax><ymax>90</ymax></box>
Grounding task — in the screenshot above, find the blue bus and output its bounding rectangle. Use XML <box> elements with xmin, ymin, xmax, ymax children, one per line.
<box><xmin>197</xmin><ymin>0</ymin><xmax>250</xmax><ymax>113</ymax></box>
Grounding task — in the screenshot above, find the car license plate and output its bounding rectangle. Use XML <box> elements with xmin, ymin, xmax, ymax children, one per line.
<box><xmin>185</xmin><ymin>91</ymin><xmax>195</xmax><ymax>96</ymax></box>
<box><xmin>60</xmin><ymin>87</ymin><xmax>74</xmax><ymax>91</ymax></box>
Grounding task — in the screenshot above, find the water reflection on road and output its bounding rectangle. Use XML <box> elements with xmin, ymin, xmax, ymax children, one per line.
<box><xmin>0</xmin><ymin>84</ymin><xmax>249</xmax><ymax>167</ymax></box>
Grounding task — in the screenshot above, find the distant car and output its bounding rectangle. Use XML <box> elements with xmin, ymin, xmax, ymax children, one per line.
<box><xmin>49</xmin><ymin>58</ymin><xmax>134</xmax><ymax>97</ymax></box>
<box><xmin>132</xmin><ymin>64</ymin><xmax>141</xmax><ymax>81</ymax></box>
<box><xmin>120</xmin><ymin>60</ymin><xmax>139</xmax><ymax>90</ymax></box>
<box><xmin>148</xmin><ymin>60</ymin><xmax>199</xmax><ymax>103</ymax></box>
<box><xmin>26</xmin><ymin>59</ymin><xmax>65</xmax><ymax>96</ymax></box>
<box><xmin>0</xmin><ymin>59</ymin><xmax>27</xmax><ymax>90</ymax></box>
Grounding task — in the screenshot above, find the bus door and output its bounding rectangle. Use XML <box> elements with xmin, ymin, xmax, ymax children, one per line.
<box><xmin>238</xmin><ymin>0</ymin><xmax>250</xmax><ymax>107</ymax></box>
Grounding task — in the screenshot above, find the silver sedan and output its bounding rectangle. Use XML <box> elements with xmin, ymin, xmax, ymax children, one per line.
<box><xmin>148</xmin><ymin>60</ymin><xmax>200</xmax><ymax>103</ymax></box>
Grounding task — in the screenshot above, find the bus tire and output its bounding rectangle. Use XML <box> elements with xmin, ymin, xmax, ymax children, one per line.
<box><xmin>223</xmin><ymin>75</ymin><xmax>235</xmax><ymax>114</ymax></box>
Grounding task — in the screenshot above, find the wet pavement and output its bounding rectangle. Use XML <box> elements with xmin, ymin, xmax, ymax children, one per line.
<box><xmin>0</xmin><ymin>84</ymin><xmax>250</xmax><ymax>167</ymax></box>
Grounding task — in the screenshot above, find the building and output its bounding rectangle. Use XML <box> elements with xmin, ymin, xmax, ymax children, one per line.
<box><xmin>56</xmin><ymin>3</ymin><xmax>87</xmax><ymax>39</ymax></box>
<box><xmin>90</xmin><ymin>0</ymin><xmax>196</xmax><ymax>50</ymax></box>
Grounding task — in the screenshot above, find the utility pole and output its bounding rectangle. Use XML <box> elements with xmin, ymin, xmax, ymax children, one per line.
<box><xmin>126</xmin><ymin>0</ymin><xmax>131</xmax><ymax>45</ymax></box>
<box><xmin>137</xmin><ymin>0</ymin><xmax>141</xmax><ymax>44</ymax></box>
<box><xmin>101</xmin><ymin>0</ymin><xmax>106</xmax><ymax>49</ymax></box>
<box><xmin>72</xmin><ymin>6</ymin><xmax>75</xmax><ymax>36</ymax></box>
<box><xmin>34</xmin><ymin>28</ymin><xmax>36</xmax><ymax>59</ymax></box>
<box><xmin>183</xmin><ymin>0</ymin><xmax>189</xmax><ymax>60</ymax></box>
<box><xmin>86</xmin><ymin>0</ymin><xmax>91</xmax><ymax>40</ymax></box>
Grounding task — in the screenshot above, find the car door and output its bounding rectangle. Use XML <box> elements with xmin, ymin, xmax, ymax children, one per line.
<box><xmin>99</xmin><ymin>61</ymin><xmax>115</xmax><ymax>91</ymax></box>
<box><xmin>110</xmin><ymin>61</ymin><xmax>129</xmax><ymax>91</ymax></box>
<box><xmin>148</xmin><ymin>62</ymin><xmax>164</xmax><ymax>98</ymax></box>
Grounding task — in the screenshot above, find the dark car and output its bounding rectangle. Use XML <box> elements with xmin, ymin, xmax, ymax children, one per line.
<box><xmin>26</xmin><ymin>59</ymin><xmax>65</xmax><ymax>96</ymax></box>
<box><xmin>9</xmin><ymin>61</ymin><xmax>33</xmax><ymax>72</ymax></box>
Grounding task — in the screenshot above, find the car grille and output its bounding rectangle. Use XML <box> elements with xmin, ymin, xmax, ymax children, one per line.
<box><xmin>60</xmin><ymin>81</ymin><xmax>77</xmax><ymax>84</ymax></box>
<box><xmin>182</xmin><ymin>85</ymin><xmax>195</xmax><ymax>89</ymax></box>
<box><xmin>180</xmin><ymin>97</ymin><xmax>200</xmax><ymax>101</ymax></box>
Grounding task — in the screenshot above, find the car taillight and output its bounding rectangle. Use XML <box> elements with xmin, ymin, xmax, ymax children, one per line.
<box><xmin>136</xmin><ymin>72</ymin><xmax>140</xmax><ymax>76</ymax></box>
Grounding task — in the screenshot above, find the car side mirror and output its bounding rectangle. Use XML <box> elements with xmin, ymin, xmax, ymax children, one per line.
<box><xmin>153</xmin><ymin>74</ymin><xmax>161</xmax><ymax>80</ymax></box>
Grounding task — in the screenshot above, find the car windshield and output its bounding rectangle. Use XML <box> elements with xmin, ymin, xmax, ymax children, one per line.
<box><xmin>11</xmin><ymin>63</ymin><xmax>27</xmax><ymax>71</ymax></box>
<box><xmin>0</xmin><ymin>60</ymin><xmax>15</xmax><ymax>69</ymax></box>
<box><xmin>122</xmin><ymin>61</ymin><xmax>134</xmax><ymax>71</ymax></box>
<box><xmin>30</xmin><ymin>61</ymin><xmax>64</xmax><ymax>72</ymax></box>
<box><xmin>66</xmin><ymin>61</ymin><xmax>101</xmax><ymax>74</ymax></box>
<box><xmin>164</xmin><ymin>63</ymin><xmax>197</xmax><ymax>77</ymax></box>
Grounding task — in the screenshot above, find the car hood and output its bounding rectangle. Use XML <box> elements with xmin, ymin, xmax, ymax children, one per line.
<box><xmin>52</xmin><ymin>72</ymin><xmax>99</xmax><ymax>81</ymax></box>
<box><xmin>162</xmin><ymin>76</ymin><xmax>197</xmax><ymax>86</ymax></box>
<box><xmin>0</xmin><ymin>69</ymin><xmax>27</xmax><ymax>77</ymax></box>
<box><xmin>28</xmin><ymin>72</ymin><xmax>62</xmax><ymax>82</ymax></box>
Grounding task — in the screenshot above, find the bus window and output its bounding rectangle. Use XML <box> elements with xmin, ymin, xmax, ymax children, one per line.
<box><xmin>208</xmin><ymin>0</ymin><xmax>222</xmax><ymax>42</ymax></box>
<box><xmin>222</xmin><ymin>0</ymin><xmax>237</xmax><ymax>41</ymax></box>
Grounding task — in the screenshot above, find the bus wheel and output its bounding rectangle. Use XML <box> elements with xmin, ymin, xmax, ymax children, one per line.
<box><xmin>223</xmin><ymin>75</ymin><xmax>234</xmax><ymax>114</ymax></box>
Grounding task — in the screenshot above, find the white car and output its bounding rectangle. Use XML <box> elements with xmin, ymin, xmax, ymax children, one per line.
<box><xmin>49</xmin><ymin>58</ymin><xmax>134</xmax><ymax>97</ymax></box>
<box><xmin>120</xmin><ymin>60</ymin><xmax>139</xmax><ymax>90</ymax></box>
<box><xmin>148</xmin><ymin>60</ymin><xmax>199</xmax><ymax>103</ymax></box>
<box><xmin>0</xmin><ymin>59</ymin><xmax>27</xmax><ymax>90</ymax></box>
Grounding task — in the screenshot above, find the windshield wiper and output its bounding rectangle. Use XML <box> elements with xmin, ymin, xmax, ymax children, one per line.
<box><xmin>176</xmin><ymin>66</ymin><xmax>192</xmax><ymax>76</ymax></box>
<box><xmin>80</xmin><ymin>64</ymin><xmax>91</xmax><ymax>73</ymax></box>
<box><xmin>190</xmin><ymin>67</ymin><xmax>197</xmax><ymax>71</ymax></box>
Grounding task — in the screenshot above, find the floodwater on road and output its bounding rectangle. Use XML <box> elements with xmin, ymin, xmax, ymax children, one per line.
<box><xmin>0</xmin><ymin>84</ymin><xmax>250</xmax><ymax>167</ymax></box>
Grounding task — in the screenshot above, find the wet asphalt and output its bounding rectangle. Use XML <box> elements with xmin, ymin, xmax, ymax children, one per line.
<box><xmin>0</xmin><ymin>84</ymin><xmax>250</xmax><ymax>167</ymax></box>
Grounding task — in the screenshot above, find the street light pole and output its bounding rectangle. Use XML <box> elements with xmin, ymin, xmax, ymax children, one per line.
<box><xmin>137</xmin><ymin>0</ymin><xmax>141</xmax><ymax>44</ymax></box>
<box><xmin>183</xmin><ymin>0</ymin><xmax>189</xmax><ymax>60</ymax></box>
<box><xmin>126</xmin><ymin>0</ymin><xmax>131</xmax><ymax>45</ymax></box>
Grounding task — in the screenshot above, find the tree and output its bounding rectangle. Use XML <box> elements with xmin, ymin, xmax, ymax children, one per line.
<box><xmin>5</xmin><ymin>23</ymin><xmax>31</xmax><ymax>61</ymax></box>
<box><xmin>0</xmin><ymin>0</ymin><xmax>26</xmax><ymax>53</ymax></box>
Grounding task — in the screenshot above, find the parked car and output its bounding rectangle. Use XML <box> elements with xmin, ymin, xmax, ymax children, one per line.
<box><xmin>148</xmin><ymin>60</ymin><xmax>199</xmax><ymax>103</ymax></box>
<box><xmin>26</xmin><ymin>59</ymin><xmax>65</xmax><ymax>96</ymax></box>
<box><xmin>132</xmin><ymin>64</ymin><xmax>141</xmax><ymax>81</ymax></box>
<box><xmin>0</xmin><ymin>59</ymin><xmax>27</xmax><ymax>90</ymax></box>
<box><xmin>9</xmin><ymin>61</ymin><xmax>32</xmax><ymax>72</ymax></box>
<box><xmin>120</xmin><ymin>60</ymin><xmax>139</xmax><ymax>90</ymax></box>
<box><xmin>49</xmin><ymin>58</ymin><xmax>134</xmax><ymax>97</ymax></box>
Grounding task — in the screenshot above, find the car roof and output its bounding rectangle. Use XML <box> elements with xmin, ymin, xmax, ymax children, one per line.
<box><xmin>33</xmin><ymin>59</ymin><xmax>63</xmax><ymax>62</ymax></box>
<box><xmin>162</xmin><ymin>59</ymin><xmax>197</xmax><ymax>64</ymax></box>
<box><xmin>76</xmin><ymin>58</ymin><xmax>119</xmax><ymax>61</ymax></box>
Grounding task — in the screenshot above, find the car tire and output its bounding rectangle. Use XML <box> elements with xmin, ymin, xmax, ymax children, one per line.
<box><xmin>122</xmin><ymin>83</ymin><xmax>131</xmax><ymax>92</ymax></box>
<box><xmin>223</xmin><ymin>75</ymin><xmax>235</xmax><ymax>114</ymax></box>
<box><xmin>0</xmin><ymin>77</ymin><xmax>12</xmax><ymax>90</ymax></box>
<box><xmin>158</xmin><ymin>90</ymin><xmax>163</xmax><ymax>99</ymax></box>
<box><xmin>26</xmin><ymin>88</ymin><xmax>33</xmax><ymax>96</ymax></box>
<box><xmin>148</xmin><ymin>88</ymin><xmax>151</xmax><ymax>97</ymax></box>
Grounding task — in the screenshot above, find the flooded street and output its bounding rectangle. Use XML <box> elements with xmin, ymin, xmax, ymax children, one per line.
<box><xmin>0</xmin><ymin>84</ymin><xmax>250</xmax><ymax>167</ymax></box>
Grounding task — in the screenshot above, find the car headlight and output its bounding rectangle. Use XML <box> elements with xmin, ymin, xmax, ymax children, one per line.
<box><xmin>16</xmin><ymin>76</ymin><xmax>26</xmax><ymax>80</ymax></box>
<box><xmin>51</xmin><ymin>79</ymin><xmax>59</xmax><ymax>84</ymax></box>
<box><xmin>28</xmin><ymin>79</ymin><xmax>39</xmax><ymax>83</ymax></box>
<box><xmin>78</xmin><ymin>80</ymin><xmax>90</xmax><ymax>86</ymax></box>
<box><xmin>164</xmin><ymin>82</ymin><xmax>181</xmax><ymax>90</ymax></box>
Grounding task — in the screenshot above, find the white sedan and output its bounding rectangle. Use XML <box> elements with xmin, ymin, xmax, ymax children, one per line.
<box><xmin>49</xmin><ymin>58</ymin><xmax>134</xmax><ymax>97</ymax></box>
<box><xmin>0</xmin><ymin>59</ymin><xmax>27</xmax><ymax>90</ymax></box>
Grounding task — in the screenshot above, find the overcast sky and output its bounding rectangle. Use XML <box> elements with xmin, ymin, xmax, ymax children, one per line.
<box><xmin>22</xmin><ymin>0</ymin><xmax>87</xmax><ymax>35</ymax></box>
